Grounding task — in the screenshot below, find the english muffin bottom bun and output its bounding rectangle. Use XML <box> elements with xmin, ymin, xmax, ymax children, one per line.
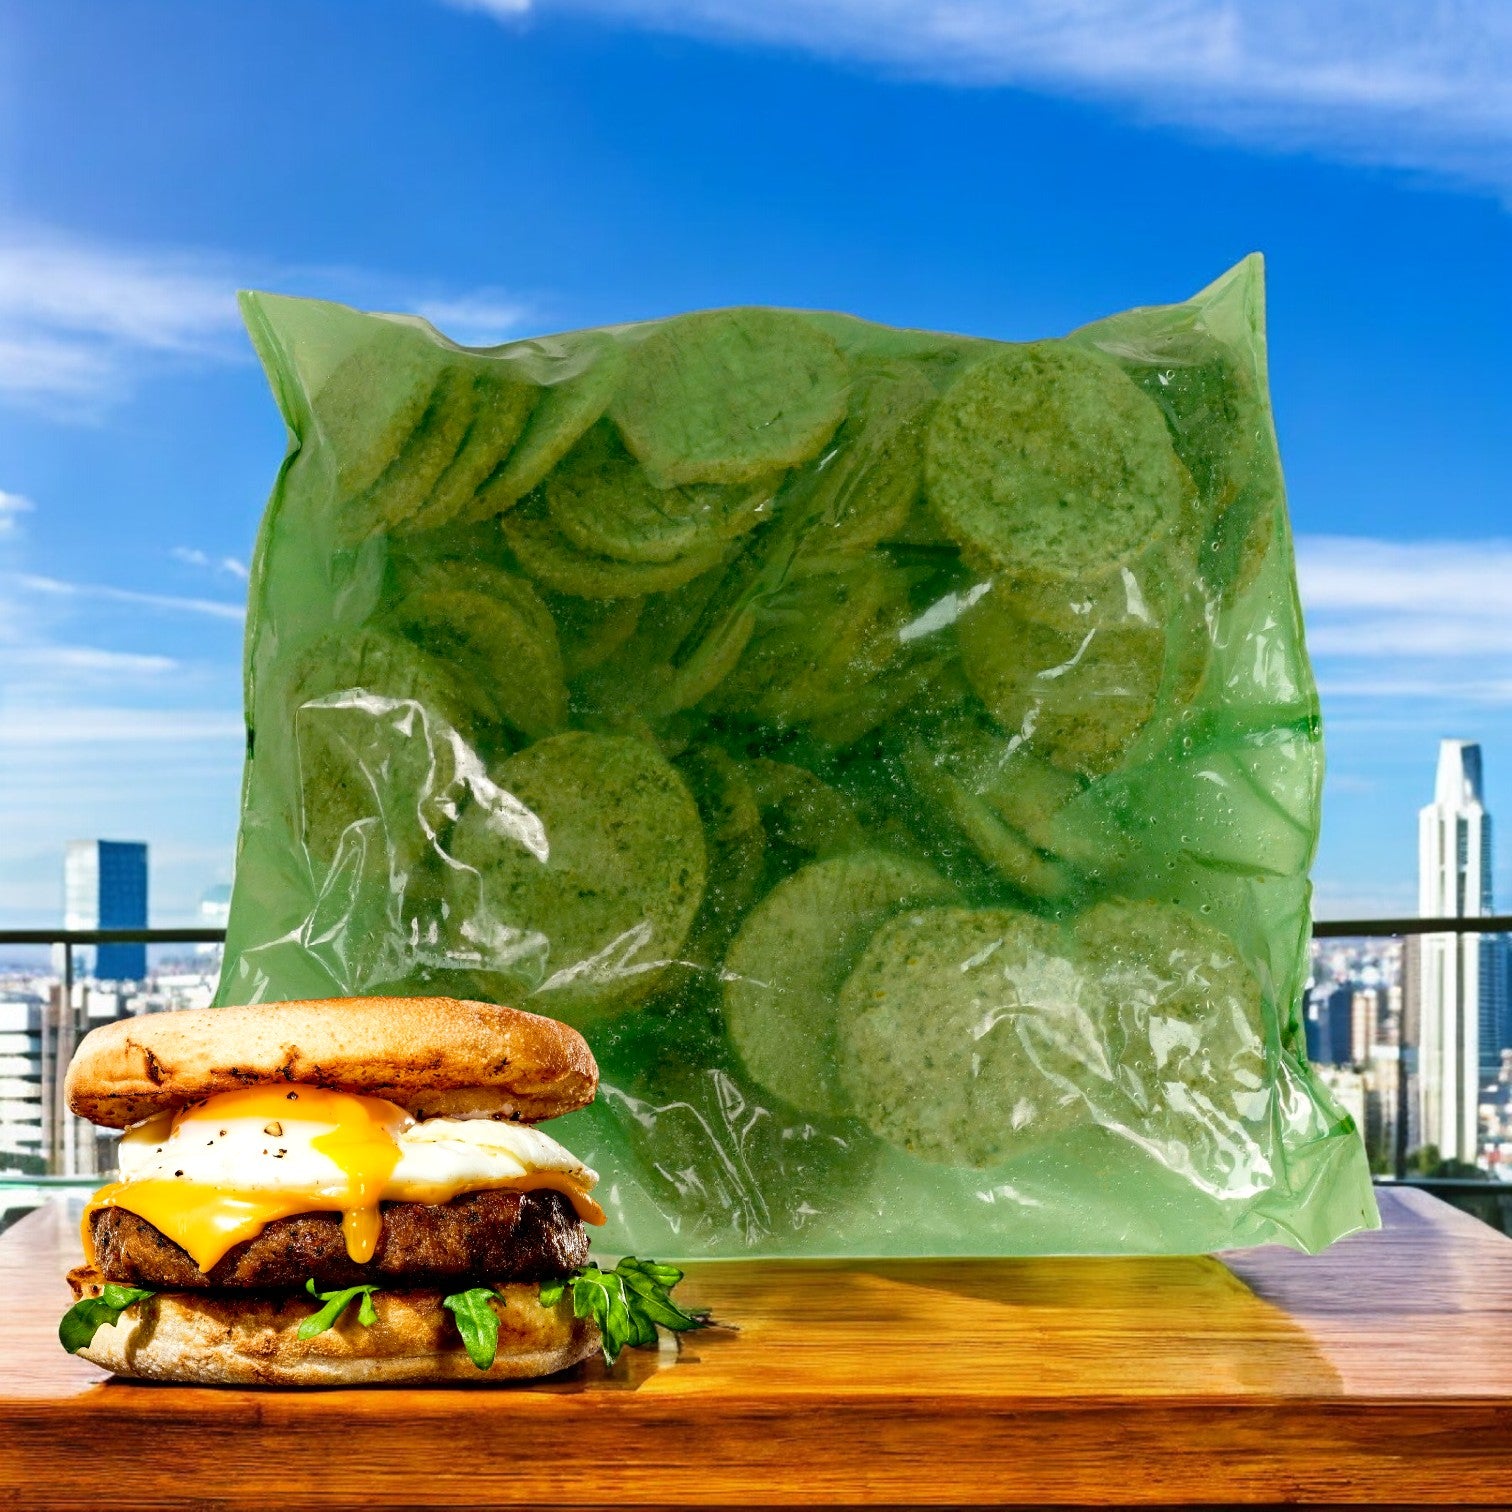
<box><xmin>67</xmin><ymin>1268</ymin><xmax>599</xmax><ymax>1387</ymax></box>
<box><xmin>61</xmin><ymin>997</ymin><xmax>607</xmax><ymax>1385</ymax></box>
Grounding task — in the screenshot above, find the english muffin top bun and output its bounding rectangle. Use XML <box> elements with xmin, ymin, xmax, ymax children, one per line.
<box><xmin>65</xmin><ymin>994</ymin><xmax>598</xmax><ymax>1128</ymax></box>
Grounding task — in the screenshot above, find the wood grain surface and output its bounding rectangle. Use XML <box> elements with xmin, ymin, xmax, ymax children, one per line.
<box><xmin>1</xmin><ymin>1187</ymin><xmax>1509</xmax><ymax>1510</ymax></box>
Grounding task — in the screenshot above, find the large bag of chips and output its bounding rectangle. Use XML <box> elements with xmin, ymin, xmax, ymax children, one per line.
<box><xmin>219</xmin><ymin>255</ymin><xmax>1378</xmax><ymax>1256</ymax></box>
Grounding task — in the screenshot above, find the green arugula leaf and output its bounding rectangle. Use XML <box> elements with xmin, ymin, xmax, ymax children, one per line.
<box><xmin>297</xmin><ymin>1278</ymin><xmax>381</xmax><ymax>1341</ymax></box>
<box><xmin>538</xmin><ymin>1256</ymin><xmax>715</xmax><ymax>1365</ymax></box>
<box><xmin>58</xmin><ymin>1284</ymin><xmax>155</xmax><ymax>1355</ymax></box>
<box><xmin>443</xmin><ymin>1287</ymin><xmax>502</xmax><ymax>1370</ymax></box>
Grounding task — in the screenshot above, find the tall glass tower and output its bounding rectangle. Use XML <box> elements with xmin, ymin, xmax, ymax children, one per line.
<box><xmin>64</xmin><ymin>840</ymin><xmax>149</xmax><ymax>981</ymax></box>
<box><xmin>1416</xmin><ymin>742</ymin><xmax>1501</xmax><ymax>1164</ymax></box>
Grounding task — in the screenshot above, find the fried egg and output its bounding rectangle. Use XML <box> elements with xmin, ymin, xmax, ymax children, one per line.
<box><xmin>85</xmin><ymin>1084</ymin><xmax>603</xmax><ymax>1273</ymax></box>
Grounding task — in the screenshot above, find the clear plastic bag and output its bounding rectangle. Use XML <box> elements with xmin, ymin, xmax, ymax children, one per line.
<box><xmin>219</xmin><ymin>255</ymin><xmax>1378</xmax><ymax>1256</ymax></box>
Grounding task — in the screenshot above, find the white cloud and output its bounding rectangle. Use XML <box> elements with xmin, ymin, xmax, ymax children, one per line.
<box><xmin>0</xmin><ymin>708</ymin><xmax>244</xmax><ymax>747</ymax></box>
<box><xmin>171</xmin><ymin>546</ymin><xmax>250</xmax><ymax>582</ymax></box>
<box><xmin>12</xmin><ymin>572</ymin><xmax>246</xmax><ymax>622</ymax></box>
<box><xmin>416</xmin><ymin>292</ymin><xmax>534</xmax><ymax>346</ymax></box>
<box><xmin>5</xmin><ymin>646</ymin><xmax>177</xmax><ymax>677</ymax></box>
<box><xmin>447</xmin><ymin>0</ymin><xmax>1512</xmax><ymax>197</ymax></box>
<box><xmin>1296</xmin><ymin>535</ymin><xmax>1512</xmax><ymax>671</ymax></box>
<box><xmin>0</xmin><ymin>231</ymin><xmax>245</xmax><ymax>410</ymax></box>
<box><xmin>0</xmin><ymin>225</ymin><xmax>537</xmax><ymax>413</ymax></box>
<box><xmin>0</xmin><ymin>490</ymin><xmax>34</xmax><ymax>535</ymax></box>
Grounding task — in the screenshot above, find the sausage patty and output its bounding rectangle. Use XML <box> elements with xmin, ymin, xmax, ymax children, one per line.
<box><xmin>91</xmin><ymin>1188</ymin><xmax>589</xmax><ymax>1290</ymax></box>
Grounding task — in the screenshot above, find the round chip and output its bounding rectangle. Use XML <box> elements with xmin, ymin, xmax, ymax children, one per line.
<box><xmin>925</xmin><ymin>342</ymin><xmax>1190</xmax><ymax>582</ymax></box>
<box><xmin>783</xmin><ymin>359</ymin><xmax>935</xmax><ymax>554</ymax></box>
<box><xmin>503</xmin><ymin>494</ymin><xmax>733</xmax><ymax>599</ymax></box>
<box><xmin>723</xmin><ymin>852</ymin><xmax>957</xmax><ymax>1118</ymax></box>
<box><xmin>1071</xmin><ymin>899</ymin><xmax>1269</xmax><ymax>1160</ymax></box>
<box><xmin>743</xmin><ymin>757</ymin><xmax>865</xmax><ymax>871</ymax></box>
<box><xmin>547</xmin><ymin>593</ymin><xmax>645</xmax><ymax>677</ymax></box>
<box><xmin>284</xmin><ymin>626</ymin><xmax>485</xmax><ymax>864</ymax></box>
<box><xmin>710</xmin><ymin>556</ymin><xmax>912</xmax><ymax>731</ymax></box>
<box><xmin>901</xmin><ymin>734</ymin><xmax>1074</xmax><ymax>901</ymax></box>
<box><xmin>338</xmin><ymin>365</ymin><xmax>477</xmax><ymax>544</ymax></box>
<box><xmin>392</xmin><ymin>579</ymin><xmax>568</xmax><ymax>742</ymax></box>
<box><xmin>448</xmin><ymin>731</ymin><xmax>706</xmax><ymax>1021</ymax></box>
<box><xmin>1114</xmin><ymin>331</ymin><xmax>1281</xmax><ymax>602</ymax></box>
<box><xmin>472</xmin><ymin>334</ymin><xmax>625</xmax><ymax>521</ymax></box>
<box><xmin>837</xmin><ymin>906</ymin><xmax>1112</xmax><ymax>1166</ymax></box>
<box><xmin>676</xmin><ymin>746</ymin><xmax>767</xmax><ymax>965</ymax></box>
<box><xmin>397</xmin><ymin>362</ymin><xmax>538</xmax><ymax>536</ymax></box>
<box><xmin>547</xmin><ymin>421</ymin><xmax>781</xmax><ymax>565</ymax></box>
<box><xmin>611</xmin><ymin>308</ymin><xmax>850</xmax><ymax>485</ymax></box>
<box><xmin>311</xmin><ymin>327</ymin><xmax>444</xmax><ymax>507</ymax></box>
<box><xmin>956</xmin><ymin>584</ymin><xmax>1166</xmax><ymax>778</ymax></box>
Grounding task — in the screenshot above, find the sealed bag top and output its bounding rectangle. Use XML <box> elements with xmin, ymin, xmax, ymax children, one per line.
<box><xmin>221</xmin><ymin>255</ymin><xmax>1378</xmax><ymax>1258</ymax></box>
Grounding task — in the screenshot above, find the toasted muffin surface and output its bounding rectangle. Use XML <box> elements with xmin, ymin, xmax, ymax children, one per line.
<box><xmin>65</xmin><ymin>995</ymin><xmax>597</xmax><ymax>1129</ymax></box>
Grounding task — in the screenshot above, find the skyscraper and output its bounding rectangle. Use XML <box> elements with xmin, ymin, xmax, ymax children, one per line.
<box><xmin>64</xmin><ymin>841</ymin><xmax>149</xmax><ymax>981</ymax></box>
<box><xmin>1416</xmin><ymin>741</ymin><xmax>1502</xmax><ymax>1163</ymax></box>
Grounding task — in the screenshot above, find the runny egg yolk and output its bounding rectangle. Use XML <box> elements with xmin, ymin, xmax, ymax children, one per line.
<box><xmin>83</xmin><ymin>1085</ymin><xmax>604</xmax><ymax>1274</ymax></box>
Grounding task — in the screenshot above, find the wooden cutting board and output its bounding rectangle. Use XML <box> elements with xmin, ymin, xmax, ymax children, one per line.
<box><xmin>2</xmin><ymin>1186</ymin><xmax>1509</xmax><ymax>1510</ymax></box>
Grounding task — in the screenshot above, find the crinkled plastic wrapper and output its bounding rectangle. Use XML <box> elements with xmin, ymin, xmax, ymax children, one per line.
<box><xmin>220</xmin><ymin>255</ymin><xmax>1378</xmax><ymax>1257</ymax></box>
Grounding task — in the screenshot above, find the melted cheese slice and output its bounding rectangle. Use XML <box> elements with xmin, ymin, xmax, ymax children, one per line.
<box><xmin>84</xmin><ymin>1084</ymin><xmax>604</xmax><ymax>1273</ymax></box>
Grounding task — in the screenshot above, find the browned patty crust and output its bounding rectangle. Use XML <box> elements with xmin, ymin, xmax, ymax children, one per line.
<box><xmin>92</xmin><ymin>1188</ymin><xmax>588</xmax><ymax>1291</ymax></box>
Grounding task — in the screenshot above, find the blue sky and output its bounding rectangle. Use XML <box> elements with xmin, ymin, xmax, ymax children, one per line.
<box><xmin>1</xmin><ymin>0</ymin><xmax>1509</xmax><ymax>927</ymax></box>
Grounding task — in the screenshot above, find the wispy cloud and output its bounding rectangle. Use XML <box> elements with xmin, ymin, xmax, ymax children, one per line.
<box><xmin>12</xmin><ymin>572</ymin><xmax>246</xmax><ymax>622</ymax></box>
<box><xmin>5</xmin><ymin>646</ymin><xmax>177</xmax><ymax>677</ymax></box>
<box><xmin>0</xmin><ymin>708</ymin><xmax>244</xmax><ymax>747</ymax></box>
<box><xmin>446</xmin><ymin>0</ymin><xmax>1512</xmax><ymax>197</ymax></box>
<box><xmin>1296</xmin><ymin>536</ymin><xmax>1512</xmax><ymax>667</ymax></box>
<box><xmin>171</xmin><ymin>546</ymin><xmax>250</xmax><ymax>582</ymax></box>
<box><xmin>0</xmin><ymin>490</ymin><xmax>34</xmax><ymax>535</ymax></box>
<box><xmin>415</xmin><ymin>292</ymin><xmax>535</xmax><ymax>346</ymax></box>
<box><xmin>1294</xmin><ymin>538</ymin><xmax>1512</xmax><ymax>707</ymax></box>
<box><xmin>0</xmin><ymin>225</ymin><xmax>538</xmax><ymax>414</ymax></box>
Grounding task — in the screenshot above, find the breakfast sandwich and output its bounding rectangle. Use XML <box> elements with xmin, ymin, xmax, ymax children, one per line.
<box><xmin>58</xmin><ymin>995</ymin><xmax>707</xmax><ymax>1385</ymax></box>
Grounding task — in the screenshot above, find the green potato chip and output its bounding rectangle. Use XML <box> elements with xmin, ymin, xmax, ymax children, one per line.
<box><xmin>595</xmin><ymin>1064</ymin><xmax>866</xmax><ymax>1246</ymax></box>
<box><xmin>778</xmin><ymin>359</ymin><xmax>935</xmax><ymax>557</ymax></box>
<box><xmin>339</xmin><ymin>365</ymin><xmax>478</xmax><ymax>544</ymax></box>
<box><xmin>547</xmin><ymin>593</ymin><xmax>645</xmax><ymax>678</ymax></box>
<box><xmin>284</xmin><ymin>626</ymin><xmax>484</xmax><ymax>865</ymax></box>
<box><xmin>570</xmin><ymin>565</ymin><xmax>757</xmax><ymax>725</ymax></box>
<box><xmin>709</xmin><ymin>556</ymin><xmax>913</xmax><ymax>732</ymax></box>
<box><xmin>448</xmin><ymin>731</ymin><xmax>706</xmax><ymax>1021</ymax></box>
<box><xmin>503</xmin><ymin>493</ymin><xmax>734</xmax><ymax>599</ymax></box>
<box><xmin>547</xmin><ymin>421</ymin><xmax>782</xmax><ymax>565</ymax></box>
<box><xmin>471</xmin><ymin>333</ymin><xmax>625</xmax><ymax>521</ymax></box>
<box><xmin>925</xmin><ymin>342</ymin><xmax>1191</xmax><ymax>583</ymax></box>
<box><xmin>1071</xmin><ymin>899</ymin><xmax>1268</xmax><ymax>1156</ymax></box>
<box><xmin>611</xmin><ymin>308</ymin><xmax>850</xmax><ymax>485</ymax></box>
<box><xmin>956</xmin><ymin>583</ymin><xmax>1167</xmax><ymax>778</ymax></box>
<box><xmin>1114</xmin><ymin>331</ymin><xmax>1282</xmax><ymax>604</ymax></box>
<box><xmin>392</xmin><ymin>577</ymin><xmax>568</xmax><ymax>742</ymax></box>
<box><xmin>742</xmin><ymin>757</ymin><xmax>866</xmax><ymax>871</ymax></box>
<box><xmin>675</xmin><ymin>745</ymin><xmax>767</xmax><ymax>965</ymax></box>
<box><xmin>901</xmin><ymin>732</ymin><xmax>1075</xmax><ymax>902</ymax></box>
<box><xmin>310</xmin><ymin>326</ymin><xmax>444</xmax><ymax>507</ymax></box>
<box><xmin>836</xmin><ymin>906</ymin><xmax>1112</xmax><ymax>1167</ymax></box>
<box><xmin>899</xmin><ymin>714</ymin><xmax>1131</xmax><ymax>898</ymax></box>
<box><xmin>397</xmin><ymin>363</ymin><xmax>539</xmax><ymax>536</ymax></box>
<box><xmin>723</xmin><ymin>851</ymin><xmax>958</xmax><ymax>1118</ymax></box>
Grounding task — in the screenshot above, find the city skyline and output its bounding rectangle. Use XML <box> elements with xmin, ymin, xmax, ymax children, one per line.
<box><xmin>1</xmin><ymin>3</ymin><xmax>1510</xmax><ymax>927</ymax></box>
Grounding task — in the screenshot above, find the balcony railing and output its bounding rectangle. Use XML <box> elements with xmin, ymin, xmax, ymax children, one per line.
<box><xmin>3</xmin><ymin>920</ymin><xmax>1511</xmax><ymax>1221</ymax></box>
